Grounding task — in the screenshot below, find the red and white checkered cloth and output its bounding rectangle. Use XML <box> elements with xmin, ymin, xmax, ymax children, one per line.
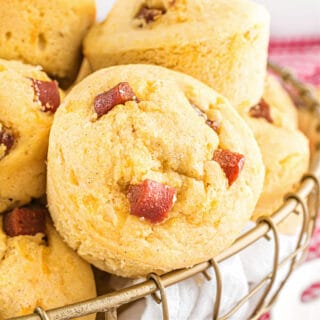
<box><xmin>258</xmin><ymin>38</ymin><xmax>320</xmax><ymax>320</ymax></box>
<box><xmin>269</xmin><ymin>37</ymin><xmax>320</xmax><ymax>86</ymax></box>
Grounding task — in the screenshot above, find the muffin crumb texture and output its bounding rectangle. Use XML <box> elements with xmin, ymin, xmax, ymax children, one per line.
<box><xmin>47</xmin><ymin>64</ymin><xmax>265</xmax><ymax>277</ymax></box>
<box><xmin>84</xmin><ymin>0</ymin><xmax>270</xmax><ymax>108</ymax></box>
<box><xmin>0</xmin><ymin>0</ymin><xmax>96</xmax><ymax>86</ymax></box>
<box><xmin>0</xmin><ymin>208</ymin><xmax>96</xmax><ymax>319</ymax></box>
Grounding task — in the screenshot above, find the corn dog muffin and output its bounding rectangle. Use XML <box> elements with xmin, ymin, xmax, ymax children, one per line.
<box><xmin>0</xmin><ymin>59</ymin><xmax>62</xmax><ymax>213</ymax></box>
<box><xmin>237</xmin><ymin>94</ymin><xmax>309</xmax><ymax>222</ymax></box>
<box><xmin>84</xmin><ymin>0</ymin><xmax>270</xmax><ymax>108</ymax></box>
<box><xmin>297</xmin><ymin>87</ymin><xmax>320</xmax><ymax>154</ymax></box>
<box><xmin>0</xmin><ymin>205</ymin><xmax>96</xmax><ymax>319</ymax></box>
<box><xmin>262</xmin><ymin>75</ymin><xmax>298</xmax><ymax>129</ymax></box>
<box><xmin>47</xmin><ymin>64</ymin><xmax>264</xmax><ymax>277</ymax></box>
<box><xmin>0</xmin><ymin>0</ymin><xmax>95</xmax><ymax>86</ymax></box>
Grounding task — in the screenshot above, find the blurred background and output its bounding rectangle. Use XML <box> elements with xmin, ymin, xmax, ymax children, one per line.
<box><xmin>255</xmin><ymin>0</ymin><xmax>320</xmax><ymax>37</ymax></box>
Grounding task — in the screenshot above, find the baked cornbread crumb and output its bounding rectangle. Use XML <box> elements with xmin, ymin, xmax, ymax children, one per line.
<box><xmin>0</xmin><ymin>59</ymin><xmax>62</xmax><ymax>213</ymax></box>
<box><xmin>237</xmin><ymin>78</ymin><xmax>309</xmax><ymax>223</ymax></box>
<box><xmin>47</xmin><ymin>64</ymin><xmax>264</xmax><ymax>277</ymax></box>
<box><xmin>84</xmin><ymin>0</ymin><xmax>270</xmax><ymax>108</ymax></box>
<box><xmin>0</xmin><ymin>215</ymin><xmax>96</xmax><ymax>319</ymax></box>
<box><xmin>0</xmin><ymin>0</ymin><xmax>95</xmax><ymax>86</ymax></box>
<box><xmin>262</xmin><ymin>75</ymin><xmax>298</xmax><ymax>129</ymax></box>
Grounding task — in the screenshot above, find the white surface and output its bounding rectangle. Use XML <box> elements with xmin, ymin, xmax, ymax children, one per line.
<box><xmin>95</xmin><ymin>0</ymin><xmax>113</xmax><ymax>22</ymax></box>
<box><xmin>254</xmin><ymin>0</ymin><xmax>320</xmax><ymax>37</ymax></box>
<box><xmin>271</xmin><ymin>259</ymin><xmax>320</xmax><ymax>320</ymax></box>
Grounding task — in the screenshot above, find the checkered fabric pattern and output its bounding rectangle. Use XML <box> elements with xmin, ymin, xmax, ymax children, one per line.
<box><xmin>269</xmin><ymin>38</ymin><xmax>320</xmax><ymax>86</ymax></box>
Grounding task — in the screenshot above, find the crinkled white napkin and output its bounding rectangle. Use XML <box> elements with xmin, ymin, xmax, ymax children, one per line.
<box><xmin>240</xmin><ymin>222</ymin><xmax>299</xmax><ymax>284</ymax></box>
<box><xmin>108</xmin><ymin>255</ymin><xmax>248</xmax><ymax>320</ymax></box>
<box><xmin>239</xmin><ymin>221</ymin><xmax>300</xmax><ymax>315</ymax></box>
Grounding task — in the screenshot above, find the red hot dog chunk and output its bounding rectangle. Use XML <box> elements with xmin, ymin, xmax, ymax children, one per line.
<box><xmin>213</xmin><ymin>149</ymin><xmax>245</xmax><ymax>186</ymax></box>
<box><xmin>31</xmin><ymin>79</ymin><xmax>60</xmax><ymax>113</ymax></box>
<box><xmin>127</xmin><ymin>179</ymin><xmax>176</xmax><ymax>223</ymax></box>
<box><xmin>136</xmin><ymin>7</ymin><xmax>165</xmax><ymax>23</ymax></box>
<box><xmin>3</xmin><ymin>206</ymin><xmax>46</xmax><ymax>237</ymax></box>
<box><xmin>0</xmin><ymin>125</ymin><xmax>14</xmax><ymax>159</ymax></box>
<box><xmin>249</xmin><ymin>99</ymin><xmax>273</xmax><ymax>123</ymax></box>
<box><xmin>94</xmin><ymin>82</ymin><xmax>139</xmax><ymax>118</ymax></box>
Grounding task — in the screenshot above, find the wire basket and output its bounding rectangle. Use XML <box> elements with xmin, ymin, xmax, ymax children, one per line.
<box><xmin>9</xmin><ymin>62</ymin><xmax>320</xmax><ymax>320</ymax></box>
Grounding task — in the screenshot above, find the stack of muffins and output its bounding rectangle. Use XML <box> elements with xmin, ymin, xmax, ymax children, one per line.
<box><xmin>0</xmin><ymin>0</ymin><xmax>310</xmax><ymax>317</ymax></box>
<box><xmin>0</xmin><ymin>2</ymin><xmax>97</xmax><ymax>317</ymax></box>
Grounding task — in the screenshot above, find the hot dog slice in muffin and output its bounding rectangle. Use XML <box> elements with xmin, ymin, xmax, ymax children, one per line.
<box><xmin>47</xmin><ymin>64</ymin><xmax>264</xmax><ymax>277</ymax></box>
<box><xmin>237</xmin><ymin>77</ymin><xmax>309</xmax><ymax>226</ymax></box>
<box><xmin>0</xmin><ymin>59</ymin><xmax>63</xmax><ymax>213</ymax></box>
<box><xmin>84</xmin><ymin>0</ymin><xmax>269</xmax><ymax>108</ymax></box>
<box><xmin>0</xmin><ymin>205</ymin><xmax>96</xmax><ymax>319</ymax></box>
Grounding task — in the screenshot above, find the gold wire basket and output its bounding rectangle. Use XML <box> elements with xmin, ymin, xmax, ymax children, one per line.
<box><xmin>9</xmin><ymin>62</ymin><xmax>320</xmax><ymax>320</ymax></box>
